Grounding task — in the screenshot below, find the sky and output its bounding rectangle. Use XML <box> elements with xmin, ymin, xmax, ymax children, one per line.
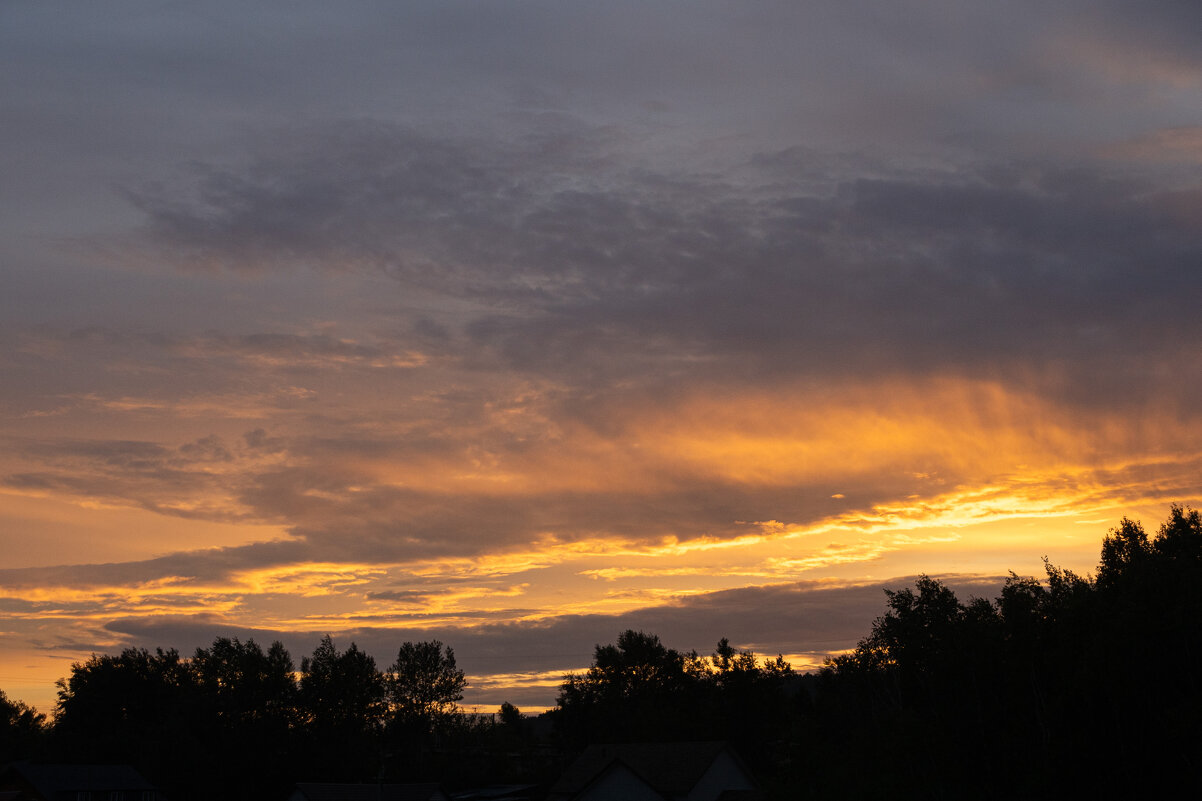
<box><xmin>2</xmin><ymin>0</ymin><xmax>1202</xmax><ymax>715</ymax></box>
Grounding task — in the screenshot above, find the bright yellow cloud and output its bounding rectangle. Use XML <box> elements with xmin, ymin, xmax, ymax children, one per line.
<box><xmin>315</xmin><ymin>377</ymin><xmax>1202</xmax><ymax>508</ymax></box>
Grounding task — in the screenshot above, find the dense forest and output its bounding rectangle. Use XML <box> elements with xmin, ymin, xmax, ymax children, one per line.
<box><xmin>3</xmin><ymin>506</ymin><xmax>1201</xmax><ymax>799</ymax></box>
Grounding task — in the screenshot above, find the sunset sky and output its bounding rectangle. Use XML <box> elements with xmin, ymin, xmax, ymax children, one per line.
<box><xmin>3</xmin><ymin>0</ymin><xmax>1202</xmax><ymax>715</ymax></box>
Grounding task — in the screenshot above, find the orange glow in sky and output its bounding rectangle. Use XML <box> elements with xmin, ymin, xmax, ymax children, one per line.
<box><xmin>3</xmin><ymin>0</ymin><xmax>1202</xmax><ymax>717</ymax></box>
<box><xmin>4</xmin><ymin>375</ymin><xmax>1199</xmax><ymax>712</ymax></box>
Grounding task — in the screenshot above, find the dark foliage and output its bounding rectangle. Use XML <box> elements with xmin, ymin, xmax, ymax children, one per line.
<box><xmin>299</xmin><ymin>635</ymin><xmax>386</xmax><ymax>781</ymax></box>
<box><xmin>43</xmin><ymin>637</ymin><xmax>483</xmax><ymax>801</ymax></box>
<box><xmin>800</xmin><ymin>505</ymin><xmax>1202</xmax><ymax>799</ymax></box>
<box><xmin>383</xmin><ymin>639</ymin><xmax>467</xmax><ymax>776</ymax></box>
<box><xmin>554</xmin><ymin>628</ymin><xmax>795</xmax><ymax>772</ymax></box>
<box><xmin>0</xmin><ymin>687</ymin><xmax>47</xmax><ymax>762</ymax></box>
<box><xmin>192</xmin><ymin>637</ymin><xmax>299</xmax><ymax>793</ymax></box>
<box><xmin>51</xmin><ymin>647</ymin><xmax>204</xmax><ymax>793</ymax></box>
<box><xmin>7</xmin><ymin>506</ymin><xmax>1201</xmax><ymax>800</ymax></box>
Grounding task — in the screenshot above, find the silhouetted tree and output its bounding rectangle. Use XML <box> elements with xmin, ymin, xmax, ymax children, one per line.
<box><xmin>499</xmin><ymin>700</ymin><xmax>523</xmax><ymax>729</ymax></box>
<box><xmin>192</xmin><ymin>637</ymin><xmax>298</xmax><ymax>796</ymax></box>
<box><xmin>557</xmin><ymin>630</ymin><xmax>698</xmax><ymax>744</ymax></box>
<box><xmin>804</xmin><ymin>506</ymin><xmax>1202</xmax><ymax>799</ymax></box>
<box><xmin>0</xmin><ymin>688</ymin><xmax>46</xmax><ymax>762</ymax></box>
<box><xmin>386</xmin><ymin>640</ymin><xmax>466</xmax><ymax>726</ymax></box>
<box><xmin>1098</xmin><ymin>516</ymin><xmax>1151</xmax><ymax>589</ymax></box>
<box><xmin>299</xmin><ymin>635</ymin><xmax>385</xmax><ymax>780</ymax></box>
<box><xmin>556</xmin><ymin>629</ymin><xmax>794</xmax><ymax>754</ymax></box>
<box><xmin>384</xmin><ymin>639</ymin><xmax>466</xmax><ymax>772</ymax></box>
<box><xmin>52</xmin><ymin>647</ymin><xmax>202</xmax><ymax>795</ymax></box>
<box><xmin>193</xmin><ymin>637</ymin><xmax>297</xmax><ymax>725</ymax></box>
<box><xmin>701</xmin><ymin>637</ymin><xmax>794</xmax><ymax>756</ymax></box>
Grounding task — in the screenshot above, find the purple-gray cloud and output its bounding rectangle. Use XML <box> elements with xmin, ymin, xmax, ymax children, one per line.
<box><xmin>117</xmin><ymin>121</ymin><xmax>1202</xmax><ymax>413</ymax></box>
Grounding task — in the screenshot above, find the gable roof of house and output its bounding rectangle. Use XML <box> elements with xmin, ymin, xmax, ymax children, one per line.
<box><xmin>569</xmin><ymin>759</ymin><xmax>670</xmax><ymax>801</ymax></box>
<box><xmin>550</xmin><ymin>741</ymin><xmax>741</xmax><ymax>799</ymax></box>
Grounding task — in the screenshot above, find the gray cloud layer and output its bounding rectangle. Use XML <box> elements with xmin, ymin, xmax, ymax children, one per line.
<box><xmin>123</xmin><ymin>121</ymin><xmax>1202</xmax><ymax>408</ymax></box>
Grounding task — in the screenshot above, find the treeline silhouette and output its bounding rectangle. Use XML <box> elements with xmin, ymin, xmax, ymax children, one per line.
<box><xmin>3</xmin><ymin>506</ymin><xmax>1201</xmax><ymax>799</ymax></box>
<box><xmin>556</xmin><ymin>630</ymin><xmax>795</xmax><ymax>755</ymax></box>
<box><xmin>798</xmin><ymin>504</ymin><xmax>1202</xmax><ymax>798</ymax></box>
<box><xmin>3</xmin><ymin>636</ymin><xmax>474</xmax><ymax>800</ymax></box>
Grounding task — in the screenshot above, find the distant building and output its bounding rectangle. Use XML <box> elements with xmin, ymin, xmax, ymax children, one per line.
<box><xmin>0</xmin><ymin>763</ymin><xmax>164</xmax><ymax>801</ymax></box>
<box><xmin>547</xmin><ymin>742</ymin><xmax>759</xmax><ymax>801</ymax></box>
<box><xmin>288</xmin><ymin>782</ymin><xmax>450</xmax><ymax>801</ymax></box>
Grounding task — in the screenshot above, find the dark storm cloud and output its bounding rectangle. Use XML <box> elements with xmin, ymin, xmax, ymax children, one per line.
<box><xmin>9</xmin><ymin>0</ymin><xmax>1187</xmax><ymax>412</ymax></box>
<box><xmin>478</xmin><ymin>166</ymin><xmax>1202</xmax><ymax>399</ymax></box>
<box><xmin>126</xmin><ymin>121</ymin><xmax>1202</xmax><ymax>409</ymax></box>
<box><xmin>123</xmin><ymin>121</ymin><xmax>632</xmax><ymax>294</ymax></box>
